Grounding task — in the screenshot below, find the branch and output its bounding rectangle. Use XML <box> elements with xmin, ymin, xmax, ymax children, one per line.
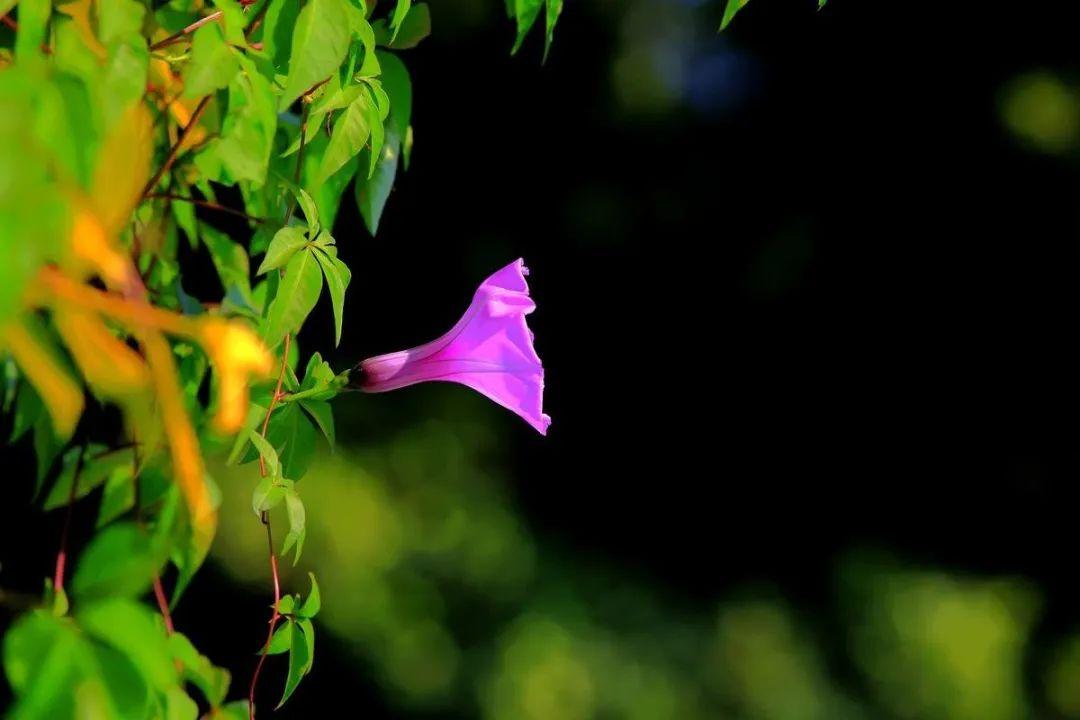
<box><xmin>149</xmin><ymin>11</ymin><xmax>223</xmax><ymax>52</ymax></box>
<box><xmin>147</xmin><ymin>192</ymin><xmax>266</xmax><ymax>224</ymax></box>
<box><xmin>248</xmin><ymin>511</ymin><xmax>282</xmax><ymax>720</ymax></box>
<box><xmin>1</xmin><ymin>13</ymin><xmax>17</xmax><ymax>30</ymax></box>
<box><xmin>141</xmin><ymin>94</ymin><xmax>212</xmax><ymax>201</ymax></box>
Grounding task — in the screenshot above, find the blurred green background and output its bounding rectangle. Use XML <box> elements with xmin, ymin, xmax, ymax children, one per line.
<box><xmin>8</xmin><ymin>0</ymin><xmax>1080</xmax><ymax>717</ymax></box>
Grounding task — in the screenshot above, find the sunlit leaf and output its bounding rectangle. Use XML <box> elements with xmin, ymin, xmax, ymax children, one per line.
<box><xmin>279</xmin><ymin>0</ymin><xmax>351</xmax><ymax>110</ymax></box>
<box><xmin>79</xmin><ymin>598</ymin><xmax>176</xmax><ymax>691</ymax></box>
<box><xmin>263</xmin><ymin>248</ymin><xmax>323</xmax><ymax>348</ymax></box>
<box><xmin>258</xmin><ymin>227</ymin><xmax>309</xmax><ymax>276</ymax></box>
<box><xmin>297</xmin><ymin>573</ymin><xmax>320</xmax><ymax>618</ymax></box>
<box><xmin>276</xmin><ymin>615</ymin><xmax>311</xmax><ymax>707</ymax></box>
<box><xmin>168</xmin><ymin>632</ymin><xmax>230</xmax><ymax>707</ymax></box>
<box><xmin>71</xmin><ymin>522</ymin><xmax>164</xmax><ymax>601</ymax></box>
<box><xmin>281</xmin><ymin>489</ymin><xmax>306</xmax><ymax>564</ymax></box>
<box><xmin>312</xmin><ymin>244</ymin><xmax>350</xmax><ymax>346</ymax></box>
<box><xmin>183</xmin><ymin>23</ymin><xmax>240</xmax><ymax>99</ymax></box>
<box><xmin>263</xmin><ymin>619</ymin><xmax>293</xmax><ymax>655</ymax></box>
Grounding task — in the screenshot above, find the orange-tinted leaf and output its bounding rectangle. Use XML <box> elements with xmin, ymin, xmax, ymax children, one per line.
<box><xmin>90</xmin><ymin>102</ymin><xmax>153</xmax><ymax>236</ymax></box>
<box><xmin>53</xmin><ymin>308</ymin><xmax>150</xmax><ymax>397</ymax></box>
<box><xmin>0</xmin><ymin>317</ymin><xmax>84</xmax><ymax>439</ymax></box>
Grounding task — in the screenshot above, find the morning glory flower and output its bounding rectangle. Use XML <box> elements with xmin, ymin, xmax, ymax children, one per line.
<box><xmin>356</xmin><ymin>258</ymin><xmax>550</xmax><ymax>435</ymax></box>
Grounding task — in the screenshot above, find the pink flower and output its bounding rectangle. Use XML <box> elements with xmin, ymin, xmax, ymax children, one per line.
<box><xmin>357</xmin><ymin>258</ymin><xmax>551</xmax><ymax>435</ymax></box>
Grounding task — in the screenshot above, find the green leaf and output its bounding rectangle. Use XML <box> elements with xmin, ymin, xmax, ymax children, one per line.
<box><xmin>279</xmin><ymin>0</ymin><xmax>352</xmax><ymax>110</ymax></box>
<box><xmin>44</xmin><ymin>445</ymin><xmax>135</xmax><ymax>511</ymax></box>
<box><xmin>509</xmin><ymin>0</ymin><xmax>542</xmax><ymax>54</ymax></box>
<box><xmin>164</xmin><ymin>687</ymin><xmax>200</xmax><ymax>720</ymax></box>
<box><xmin>262</xmin><ymin>248</ymin><xmax>323</xmax><ymax>348</ymax></box>
<box><xmin>263</xmin><ymin>620</ymin><xmax>293</xmax><ymax>655</ymax></box>
<box><xmin>720</xmin><ymin>0</ymin><xmax>750</xmax><ymax>30</ymax></box>
<box><xmin>251</xmin><ymin>476</ymin><xmax>288</xmax><ymax>515</ymax></box>
<box><xmin>312</xmin><ymin>245</ymin><xmax>350</xmax><ymax>345</ymax></box>
<box><xmin>183</xmin><ymin>23</ymin><xmax>240</xmax><ymax>99</ymax></box>
<box><xmin>227</xmin><ymin>403</ymin><xmax>268</xmax><ymax>465</ymax></box>
<box><xmin>298</xmin><ymin>573</ymin><xmax>320</xmax><ymax>618</ymax></box>
<box><xmin>265</xmin><ymin>403</ymin><xmax>317</xmax><ymax>480</ymax></box>
<box><xmin>79</xmin><ymin>598</ymin><xmax>177</xmax><ymax>691</ymax></box>
<box><xmin>202</xmin><ymin>225</ymin><xmax>253</xmax><ymax>301</ymax></box>
<box><xmin>543</xmin><ymin>0</ymin><xmax>562</xmax><ymax>61</ymax></box>
<box><xmin>206</xmin><ymin>56</ymin><xmax>277</xmax><ymax>184</ymax></box>
<box><xmin>299</xmin><ymin>399</ymin><xmax>335</xmax><ymax>449</ymax></box>
<box><xmin>378</xmin><ymin>51</ymin><xmax>413</xmax><ymax>139</ymax></box>
<box><xmin>389</xmin><ymin>0</ymin><xmax>410</xmax><ymax>42</ymax></box>
<box><xmin>294</xmin><ymin>187</ymin><xmax>320</xmax><ymax>236</ymax></box>
<box><xmin>212</xmin><ymin>700</ymin><xmax>252</xmax><ymax>719</ymax></box>
<box><xmin>281</xmin><ymin>489</ymin><xmax>306</xmax><ymax>564</ymax></box>
<box><xmin>256</xmin><ymin>0</ymin><xmax>299</xmax><ymax>72</ymax></box>
<box><xmin>71</xmin><ymin>523</ymin><xmax>164</xmax><ymax>601</ymax></box>
<box><xmin>14</xmin><ymin>0</ymin><xmax>50</xmax><ymax>66</ymax></box>
<box><xmin>356</xmin><ymin>128</ymin><xmax>399</xmax><ymax>236</ymax></box>
<box><xmin>99</xmin><ymin>0</ymin><xmax>145</xmax><ymax>46</ymax></box>
<box><xmin>97</xmin><ymin>469</ymin><xmax>137</xmax><ymax>528</ymax></box>
<box><xmin>297</xmin><ymin>618</ymin><xmax>315</xmax><ymax>674</ymax></box>
<box><xmin>276</xmin><ymin>616</ymin><xmax>311</xmax><ymax>708</ymax></box>
<box><xmin>318</xmin><ymin>93</ymin><xmax>373</xmax><ymax>183</ymax></box>
<box><xmin>248</xmin><ymin>430</ymin><xmax>280</xmax><ymax>478</ymax></box>
<box><xmin>168</xmin><ymin>632</ymin><xmax>230</xmax><ymax>707</ymax></box>
<box><xmin>3</xmin><ymin>610</ymin><xmax>93</xmax><ymax>719</ymax></box>
<box><xmin>257</xmin><ymin>227</ymin><xmax>309</xmax><ymax>275</ymax></box>
<box><xmin>373</xmin><ymin>2</ymin><xmax>430</xmax><ymax>49</ymax></box>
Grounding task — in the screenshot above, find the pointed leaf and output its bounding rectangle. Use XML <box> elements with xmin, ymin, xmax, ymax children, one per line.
<box><xmin>312</xmin><ymin>245</ymin><xmax>350</xmax><ymax>345</ymax></box>
<box><xmin>298</xmin><ymin>573</ymin><xmax>320</xmax><ymax>618</ymax></box>
<box><xmin>279</xmin><ymin>0</ymin><xmax>352</xmax><ymax>110</ymax></box>
<box><xmin>318</xmin><ymin>94</ymin><xmax>372</xmax><ymax>183</ymax></box>
<box><xmin>257</xmin><ymin>227</ymin><xmax>308</xmax><ymax>275</ymax></box>
<box><xmin>276</xmin><ymin>617</ymin><xmax>311</xmax><ymax>708</ymax></box>
<box><xmin>248</xmin><ymin>430</ymin><xmax>280</xmax><ymax>478</ymax></box>
<box><xmin>263</xmin><ymin>249</ymin><xmax>323</xmax><ymax>348</ymax></box>
<box><xmin>183</xmin><ymin>23</ymin><xmax>240</xmax><ymax>98</ymax></box>
<box><xmin>263</xmin><ymin>619</ymin><xmax>293</xmax><ymax>656</ymax></box>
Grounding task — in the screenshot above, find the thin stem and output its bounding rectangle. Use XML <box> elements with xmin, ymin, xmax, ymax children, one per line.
<box><xmin>246</xmin><ymin>66</ymin><xmax>326</xmax><ymax>720</ymax></box>
<box><xmin>258</xmin><ymin>333</ymin><xmax>292</xmax><ymax>477</ymax></box>
<box><xmin>244</xmin><ymin>0</ymin><xmax>271</xmax><ymax>40</ymax></box>
<box><xmin>152</xmin><ymin>577</ymin><xmax>176</xmax><ymax>634</ymax></box>
<box><xmin>53</xmin><ymin>446</ymin><xmax>86</xmax><ymax>595</ymax></box>
<box><xmin>284</xmin><ymin>104</ymin><xmax>313</xmax><ymax>225</ymax></box>
<box><xmin>1</xmin><ymin>13</ymin><xmax>17</xmax><ymax>30</ymax></box>
<box><xmin>149</xmin><ymin>11</ymin><xmax>223</xmax><ymax>52</ymax></box>
<box><xmin>248</xmin><ymin>514</ymin><xmax>281</xmax><ymax>720</ymax></box>
<box><xmin>147</xmin><ymin>192</ymin><xmax>265</xmax><ymax>224</ymax></box>
<box><xmin>141</xmin><ymin>94</ymin><xmax>211</xmax><ymax>200</ymax></box>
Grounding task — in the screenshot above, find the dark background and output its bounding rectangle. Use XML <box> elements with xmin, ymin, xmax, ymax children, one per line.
<box><xmin>5</xmin><ymin>0</ymin><xmax>1080</xmax><ymax>716</ymax></box>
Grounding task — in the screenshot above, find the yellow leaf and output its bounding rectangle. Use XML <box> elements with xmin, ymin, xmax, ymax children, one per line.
<box><xmin>198</xmin><ymin>319</ymin><xmax>274</xmax><ymax>432</ymax></box>
<box><xmin>90</xmin><ymin>102</ymin><xmax>153</xmax><ymax>236</ymax></box>
<box><xmin>53</xmin><ymin>308</ymin><xmax>150</xmax><ymax>397</ymax></box>
<box><xmin>68</xmin><ymin>204</ymin><xmax>132</xmax><ymax>288</ymax></box>
<box><xmin>55</xmin><ymin>0</ymin><xmax>107</xmax><ymax>59</ymax></box>
<box><xmin>0</xmin><ymin>317</ymin><xmax>84</xmax><ymax>439</ymax></box>
<box><xmin>141</xmin><ymin>329</ymin><xmax>217</xmax><ymax>560</ymax></box>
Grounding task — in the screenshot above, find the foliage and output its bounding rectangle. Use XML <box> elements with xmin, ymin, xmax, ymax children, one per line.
<box><xmin>0</xmin><ymin>0</ymin><xmax>559</xmax><ymax>716</ymax></box>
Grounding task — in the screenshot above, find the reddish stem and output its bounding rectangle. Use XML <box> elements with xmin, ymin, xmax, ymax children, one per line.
<box><xmin>152</xmin><ymin>576</ymin><xmax>176</xmax><ymax>634</ymax></box>
<box><xmin>1</xmin><ymin>13</ymin><xmax>17</xmax><ymax>30</ymax></box>
<box><xmin>248</xmin><ymin>515</ymin><xmax>282</xmax><ymax>719</ymax></box>
<box><xmin>53</xmin><ymin>447</ymin><xmax>86</xmax><ymax>595</ymax></box>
